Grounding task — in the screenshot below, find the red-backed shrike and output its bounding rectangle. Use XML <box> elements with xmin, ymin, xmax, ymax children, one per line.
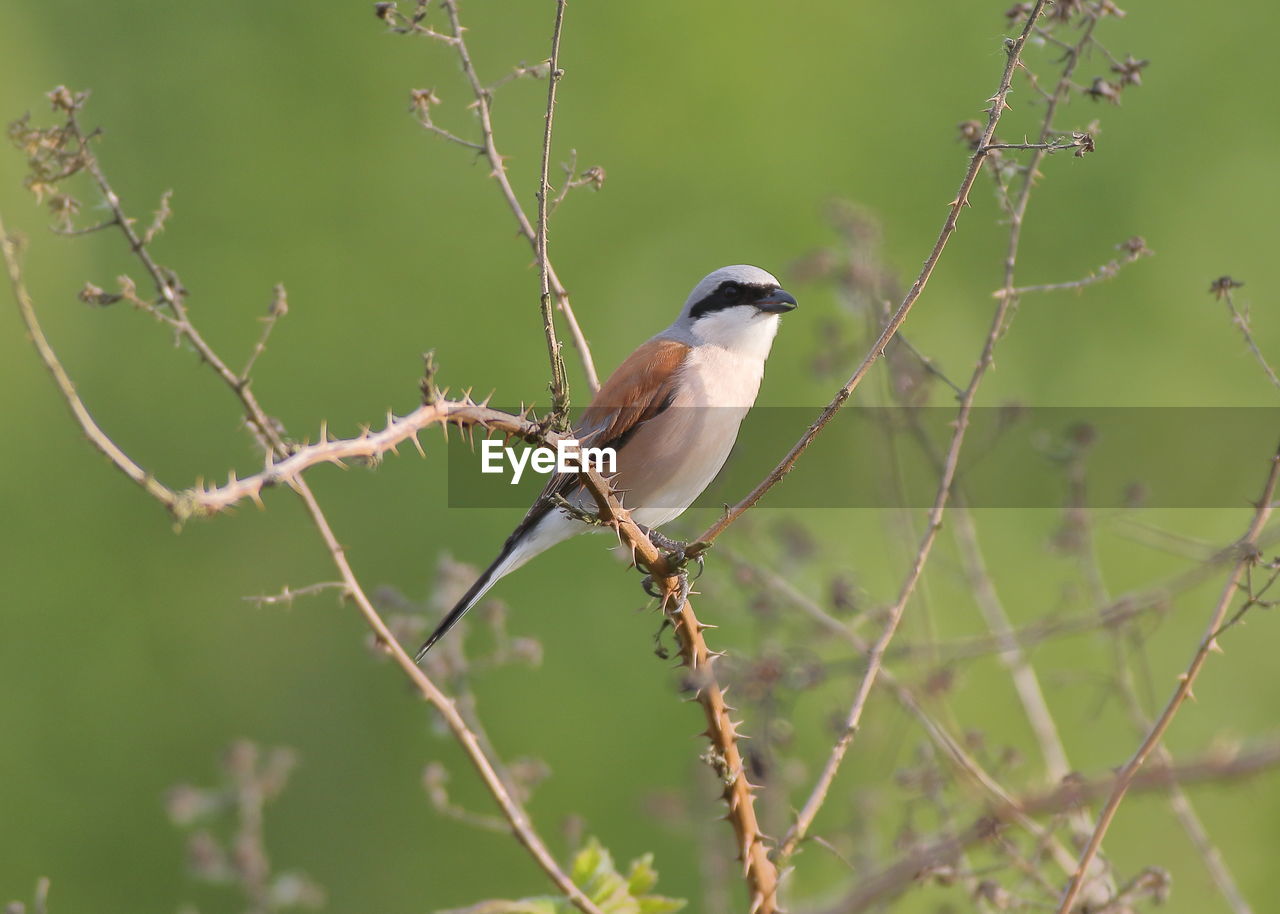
<box><xmin>417</xmin><ymin>265</ymin><xmax>797</xmax><ymax>659</ymax></box>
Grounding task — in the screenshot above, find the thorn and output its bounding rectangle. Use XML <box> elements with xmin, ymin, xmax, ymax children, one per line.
<box><xmin>410</xmin><ymin>431</ymin><xmax>426</xmax><ymax>457</ymax></box>
<box><xmin>1208</xmin><ymin>638</ymin><xmax>1224</xmax><ymax>654</ymax></box>
<box><xmin>1177</xmin><ymin>672</ymin><xmax>1197</xmax><ymax>701</ymax></box>
<box><xmin>248</xmin><ymin>487</ymin><xmax>265</xmax><ymax>510</ymax></box>
<box><xmin>319</xmin><ymin>419</ymin><xmax>330</xmax><ymax>443</ymax></box>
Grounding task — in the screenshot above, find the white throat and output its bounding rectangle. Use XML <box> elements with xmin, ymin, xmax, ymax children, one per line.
<box><xmin>688</xmin><ymin>307</ymin><xmax>781</xmax><ymax>362</ymax></box>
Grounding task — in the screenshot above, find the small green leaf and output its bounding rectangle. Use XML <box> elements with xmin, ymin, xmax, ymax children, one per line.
<box><xmin>444</xmin><ymin>839</ymin><xmax>684</xmax><ymax>914</ymax></box>
<box><xmin>570</xmin><ymin>838</ymin><xmax>608</xmax><ymax>886</ymax></box>
<box><xmin>626</xmin><ymin>855</ymin><xmax>658</xmax><ymax>896</ymax></box>
<box><xmin>436</xmin><ymin>900</ymin><xmax>559</xmax><ymax>914</ymax></box>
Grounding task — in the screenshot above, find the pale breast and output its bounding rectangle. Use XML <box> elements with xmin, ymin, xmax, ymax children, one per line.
<box><xmin>612</xmin><ymin>344</ymin><xmax>766</xmax><ymax>528</ymax></box>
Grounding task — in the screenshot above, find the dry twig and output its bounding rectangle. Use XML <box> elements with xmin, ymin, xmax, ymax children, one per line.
<box><xmin>0</xmin><ymin>105</ymin><xmax>605</xmax><ymax>914</ymax></box>
<box><xmin>778</xmin><ymin>0</ymin><xmax>1065</xmax><ymax>861</ymax></box>
<box><xmin>1055</xmin><ymin>453</ymin><xmax>1280</xmax><ymax>909</ymax></box>
<box><xmin>406</xmin><ymin>0</ymin><xmax>601</xmax><ymax>393</ymax></box>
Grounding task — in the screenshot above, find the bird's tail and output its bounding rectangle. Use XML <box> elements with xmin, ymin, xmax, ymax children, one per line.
<box><xmin>415</xmin><ymin>543</ymin><xmax>522</xmax><ymax>662</ymax></box>
<box><xmin>415</xmin><ymin>509</ymin><xmax>572</xmax><ymax>662</ymax></box>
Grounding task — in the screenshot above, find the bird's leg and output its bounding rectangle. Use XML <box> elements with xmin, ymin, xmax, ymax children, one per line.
<box><xmin>639</xmin><ymin>566</ymin><xmax>692</xmax><ymax>611</ymax></box>
<box><xmin>635</xmin><ymin>525</ymin><xmax>710</xmax><ymax>609</ymax></box>
<box><xmin>651</xmin><ymin>617</ymin><xmax>674</xmax><ymax>659</ymax></box>
<box><xmin>638</xmin><ymin>525</ymin><xmax>712</xmax><ymax>572</ymax></box>
<box><xmin>548</xmin><ymin>494</ymin><xmax>607</xmax><ymax>528</ymax></box>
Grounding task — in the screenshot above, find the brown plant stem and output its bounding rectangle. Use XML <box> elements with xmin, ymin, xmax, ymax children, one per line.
<box><xmin>2</xmin><ymin>129</ymin><xmax>604</xmax><ymax>912</ymax></box>
<box><xmin>809</xmin><ymin>739</ymin><xmax>1280</xmax><ymax>914</ymax></box>
<box><xmin>435</xmin><ymin>0</ymin><xmax>600</xmax><ymax>393</ymax></box>
<box><xmin>534</xmin><ymin>0</ymin><xmax>571</xmax><ymax>419</ymax></box>
<box><xmin>778</xmin><ymin>0</ymin><xmax>1063</xmax><ymax>860</ymax></box>
<box><xmin>1</xmin><ymin>214</ymin><xmax>178</xmax><ymax>510</ymax></box>
<box><xmin>572</xmin><ymin>475</ymin><xmax>779</xmax><ymax>913</ymax></box>
<box><xmin>697</xmin><ymin>0</ymin><xmax>1048</xmax><ymax>546</ymax></box>
<box><xmin>1054</xmin><ymin>442</ymin><xmax>1280</xmax><ymax>913</ymax></box>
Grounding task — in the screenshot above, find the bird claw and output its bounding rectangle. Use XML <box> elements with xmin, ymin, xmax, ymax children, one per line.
<box><xmin>638</xmin><ymin>566</ymin><xmax>691</xmax><ymax>609</ymax></box>
<box><xmin>652</xmin><ymin>617</ymin><xmax>673</xmax><ymax>658</ymax></box>
<box><xmin>667</xmin><ymin>567</ymin><xmax>692</xmax><ymax>609</ymax></box>
<box><xmin>636</xmin><ymin>528</ymin><xmax>709</xmax><ymax>605</ymax></box>
<box><xmin>640</xmin><ymin>574</ymin><xmax>663</xmax><ymax>599</ymax></box>
<box><xmin>642</xmin><ymin>527</ymin><xmax>711</xmax><ymax>573</ymax></box>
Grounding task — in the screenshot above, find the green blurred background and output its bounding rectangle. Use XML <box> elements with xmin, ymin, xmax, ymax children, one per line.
<box><xmin>3</xmin><ymin>1</ymin><xmax>1279</xmax><ymax>911</ymax></box>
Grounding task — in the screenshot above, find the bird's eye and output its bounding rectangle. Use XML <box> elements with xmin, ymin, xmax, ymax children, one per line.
<box><xmin>721</xmin><ymin>282</ymin><xmax>741</xmax><ymax>300</ymax></box>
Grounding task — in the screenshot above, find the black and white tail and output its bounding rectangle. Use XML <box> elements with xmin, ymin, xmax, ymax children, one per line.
<box><xmin>415</xmin><ymin>507</ymin><xmax>574</xmax><ymax>662</ymax></box>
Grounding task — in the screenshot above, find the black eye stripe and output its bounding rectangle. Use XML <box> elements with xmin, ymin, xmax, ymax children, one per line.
<box><xmin>689</xmin><ymin>281</ymin><xmax>776</xmax><ymax>319</ymax></box>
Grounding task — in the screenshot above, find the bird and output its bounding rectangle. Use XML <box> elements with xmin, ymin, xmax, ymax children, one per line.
<box><xmin>416</xmin><ymin>264</ymin><xmax>797</xmax><ymax>660</ymax></box>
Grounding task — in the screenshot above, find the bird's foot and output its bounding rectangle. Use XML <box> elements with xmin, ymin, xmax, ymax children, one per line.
<box><xmin>549</xmin><ymin>494</ymin><xmax>607</xmax><ymax>528</ymax></box>
<box><xmin>639</xmin><ymin>565</ymin><xmax>693</xmax><ymax>610</ymax></box>
<box><xmin>667</xmin><ymin>567</ymin><xmax>693</xmax><ymax>610</ymax></box>
<box><xmin>636</xmin><ymin>528</ymin><xmax>709</xmax><ymax>608</ymax></box>
<box><xmin>641</xmin><ymin>527</ymin><xmax>711</xmax><ymax>575</ymax></box>
<box><xmin>652</xmin><ymin>617</ymin><xmax>674</xmax><ymax>659</ymax></box>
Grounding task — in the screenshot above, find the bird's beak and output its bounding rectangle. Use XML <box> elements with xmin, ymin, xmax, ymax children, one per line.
<box><xmin>755</xmin><ymin>288</ymin><xmax>798</xmax><ymax>314</ymax></box>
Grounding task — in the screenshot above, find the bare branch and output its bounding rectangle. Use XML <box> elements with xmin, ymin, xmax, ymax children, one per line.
<box><xmin>5</xmin><ymin>104</ymin><xmax>604</xmax><ymax>914</ymax></box>
<box><xmin>811</xmin><ymin>739</ymin><xmax>1280</xmax><ymax>914</ymax></box>
<box><xmin>1</xmin><ymin>212</ymin><xmax>178</xmax><ymax>510</ymax></box>
<box><xmin>420</xmin><ymin>0</ymin><xmax>601</xmax><ymax>393</ymax></box>
<box><xmin>534</xmin><ymin>0</ymin><xmax>571</xmax><ymax>419</ymax></box>
<box><xmin>994</xmin><ymin>235</ymin><xmax>1151</xmax><ymax>299</ymax></box>
<box><xmin>778</xmin><ymin>0</ymin><xmax>1071</xmax><ymax>858</ymax></box>
<box><xmin>1210</xmin><ymin>276</ymin><xmax>1280</xmax><ymax>392</ymax></box>
<box><xmin>240</xmin><ymin>283</ymin><xmax>289</xmax><ymax>384</ymax></box>
<box><xmin>698</xmin><ymin>2</ymin><xmax>1049</xmax><ymax>545</ymax></box>
<box><xmin>1055</xmin><ymin>444</ymin><xmax>1280</xmax><ymax>912</ymax></box>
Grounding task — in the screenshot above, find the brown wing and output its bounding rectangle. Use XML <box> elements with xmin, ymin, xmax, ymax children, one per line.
<box><xmin>578</xmin><ymin>337</ymin><xmax>689</xmax><ymax>447</ymax></box>
<box><xmin>537</xmin><ymin>337</ymin><xmax>690</xmax><ymax>505</ymax></box>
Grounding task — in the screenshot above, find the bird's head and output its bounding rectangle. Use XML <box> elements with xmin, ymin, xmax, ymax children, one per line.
<box><xmin>675</xmin><ymin>265</ymin><xmax>797</xmax><ymax>354</ymax></box>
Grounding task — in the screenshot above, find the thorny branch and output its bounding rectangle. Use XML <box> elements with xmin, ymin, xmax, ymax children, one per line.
<box><xmin>777</xmin><ymin>0</ymin><xmax>1073</xmax><ymax>861</ymax></box>
<box><xmin>534</xmin><ymin>0</ymin><xmax>571</xmax><ymax>420</ymax></box>
<box><xmin>4</xmin><ymin>96</ymin><xmax>765</xmax><ymax>909</ymax></box>
<box><xmin>9</xmin><ymin>3</ymin><xmax>1252</xmax><ymax>913</ymax></box>
<box><xmin>698</xmin><ymin>0</ymin><xmax>1048</xmax><ymax>546</ymax></box>
<box><xmin>1</xmin><ymin>96</ymin><xmax>605</xmax><ymax>914</ymax></box>
<box><xmin>1210</xmin><ymin>276</ymin><xmax>1280</xmax><ymax>392</ymax></box>
<box><xmin>994</xmin><ymin>235</ymin><xmax>1151</xmax><ymax>299</ymax></box>
<box><xmin>808</xmin><ymin>739</ymin><xmax>1280</xmax><ymax>914</ymax></box>
<box><xmin>1054</xmin><ymin>458</ymin><xmax>1280</xmax><ymax>907</ymax></box>
<box><xmin>392</xmin><ymin>0</ymin><xmax>601</xmax><ymax>393</ymax></box>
